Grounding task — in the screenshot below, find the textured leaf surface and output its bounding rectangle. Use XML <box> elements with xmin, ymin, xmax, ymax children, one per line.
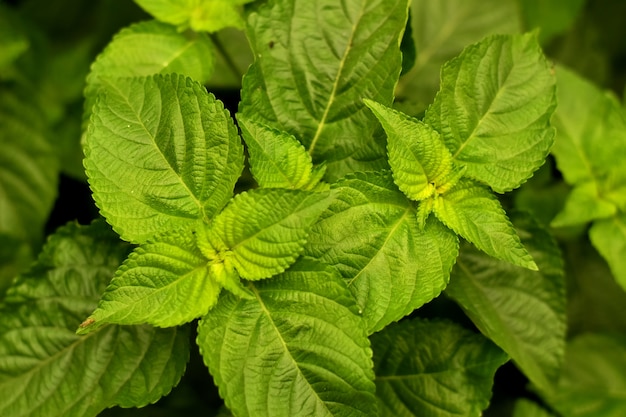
<box><xmin>364</xmin><ymin>99</ymin><xmax>453</xmax><ymax>201</ymax></box>
<box><xmin>0</xmin><ymin>221</ymin><xmax>189</xmax><ymax>417</ymax></box>
<box><xmin>239</xmin><ymin>0</ymin><xmax>409</xmax><ymax>180</ymax></box>
<box><xmin>85</xmin><ymin>74</ymin><xmax>244</xmax><ymax>243</ymax></box>
<box><xmin>77</xmin><ymin>227</ymin><xmax>218</xmax><ymax>332</ymax></box>
<box><xmin>543</xmin><ymin>333</ymin><xmax>626</xmax><ymax>417</ymax></box>
<box><xmin>372</xmin><ymin>318</ymin><xmax>508</xmax><ymax>417</ymax></box>
<box><xmin>589</xmin><ymin>215</ymin><xmax>626</xmax><ymax>292</ymax></box>
<box><xmin>238</xmin><ymin>116</ymin><xmax>322</xmax><ymax>190</ymax></box>
<box><xmin>203</xmin><ymin>188</ymin><xmax>330</xmax><ymax>280</ymax></box>
<box><xmin>425</xmin><ymin>32</ymin><xmax>556</xmax><ymax>192</ymax></box>
<box><xmin>83</xmin><ymin>19</ymin><xmax>215</xmax><ymax>127</ymax></box>
<box><xmin>305</xmin><ymin>171</ymin><xmax>458</xmax><ymax>333</ymax></box>
<box><xmin>197</xmin><ymin>258</ymin><xmax>377</xmax><ymax>417</ymax></box>
<box><xmin>446</xmin><ymin>212</ymin><xmax>566</xmax><ymax>393</ymax></box>
<box><xmin>434</xmin><ymin>179</ymin><xmax>536</xmax><ymax>270</ymax></box>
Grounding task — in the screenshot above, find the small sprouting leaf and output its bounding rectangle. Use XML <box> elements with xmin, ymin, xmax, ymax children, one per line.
<box><xmin>551</xmin><ymin>181</ymin><xmax>617</xmax><ymax>227</ymax></box>
<box><xmin>237</xmin><ymin>116</ymin><xmax>324</xmax><ymax>190</ymax></box>
<box><xmin>305</xmin><ymin>171</ymin><xmax>459</xmax><ymax>334</ymax></box>
<box><xmin>85</xmin><ymin>74</ymin><xmax>244</xmax><ymax>243</ymax></box>
<box><xmin>589</xmin><ymin>215</ymin><xmax>626</xmax><ymax>292</ymax></box>
<box><xmin>364</xmin><ymin>99</ymin><xmax>454</xmax><ymax>201</ymax></box>
<box><xmin>197</xmin><ymin>258</ymin><xmax>377</xmax><ymax>417</ymax></box>
<box><xmin>201</xmin><ymin>188</ymin><xmax>331</xmax><ymax>280</ymax></box>
<box><xmin>0</xmin><ymin>221</ymin><xmax>189</xmax><ymax>417</ymax></box>
<box><xmin>371</xmin><ymin>318</ymin><xmax>509</xmax><ymax>417</ymax></box>
<box><xmin>77</xmin><ymin>227</ymin><xmax>219</xmax><ymax>333</ymax></box>
<box><xmin>446</xmin><ymin>212</ymin><xmax>566</xmax><ymax>393</ymax></box>
<box><xmin>239</xmin><ymin>0</ymin><xmax>409</xmax><ymax>180</ymax></box>
<box><xmin>425</xmin><ymin>32</ymin><xmax>556</xmax><ymax>192</ymax></box>
<box><xmin>434</xmin><ymin>179</ymin><xmax>537</xmax><ymax>270</ymax></box>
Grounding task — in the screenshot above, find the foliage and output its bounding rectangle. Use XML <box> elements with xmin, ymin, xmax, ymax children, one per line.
<box><xmin>1</xmin><ymin>0</ymin><xmax>626</xmax><ymax>416</ymax></box>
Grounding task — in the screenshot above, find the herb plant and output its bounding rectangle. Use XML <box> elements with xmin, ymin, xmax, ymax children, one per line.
<box><xmin>1</xmin><ymin>0</ymin><xmax>626</xmax><ymax>416</ymax></box>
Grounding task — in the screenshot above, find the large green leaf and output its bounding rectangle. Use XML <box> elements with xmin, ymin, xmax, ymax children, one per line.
<box><xmin>589</xmin><ymin>215</ymin><xmax>626</xmax><ymax>292</ymax></box>
<box><xmin>197</xmin><ymin>258</ymin><xmax>377</xmax><ymax>417</ymax></box>
<box><xmin>446</xmin><ymin>212</ymin><xmax>566</xmax><ymax>393</ymax></box>
<box><xmin>305</xmin><ymin>171</ymin><xmax>458</xmax><ymax>334</ymax></box>
<box><xmin>425</xmin><ymin>32</ymin><xmax>556</xmax><ymax>193</ymax></box>
<box><xmin>85</xmin><ymin>74</ymin><xmax>244</xmax><ymax>243</ymax></box>
<box><xmin>200</xmin><ymin>188</ymin><xmax>330</xmax><ymax>280</ymax></box>
<box><xmin>0</xmin><ymin>221</ymin><xmax>189</xmax><ymax>417</ymax></box>
<box><xmin>371</xmin><ymin>318</ymin><xmax>508</xmax><ymax>417</ymax></box>
<box><xmin>239</xmin><ymin>0</ymin><xmax>409</xmax><ymax>180</ymax></box>
<box><xmin>395</xmin><ymin>0</ymin><xmax>520</xmax><ymax>113</ymax></box>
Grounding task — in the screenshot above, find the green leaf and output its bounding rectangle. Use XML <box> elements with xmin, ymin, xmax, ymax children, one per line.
<box><xmin>551</xmin><ymin>182</ymin><xmax>617</xmax><ymax>227</ymax></box>
<box><xmin>589</xmin><ymin>215</ymin><xmax>626</xmax><ymax>292</ymax></box>
<box><xmin>0</xmin><ymin>3</ymin><xmax>29</xmax><ymax>70</ymax></box>
<box><xmin>364</xmin><ymin>99</ymin><xmax>455</xmax><ymax>201</ymax></box>
<box><xmin>0</xmin><ymin>221</ymin><xmax>189</xmax><ymax>417</ymax></box>
<box><xmin>134</xmin><ymin>0</ymin><xmax>254</xmax><ymax>32</ymax></box>
<box><xmin>542</xmin><ymin>333</ymin><xmax>626</xmax><ymax>417</ymax></box>
<box><xmin>512</xmin><ymin>399</ymin><xmax>556</xmax><ymax>417</ymax></box>
<box><xmin>83</xmin><ymin>19</ymin><xmax>215</xmax><ymax>128</ymax></box>
<box><xmin>305</xmin><ymin>171</ymin><xmax>459</xmax><ymax>334</ymax></box>
<box><xmin>371</xmin><ymin>318</ymin><xmax>509</xmax><ymax>417</ymax></box>
<box><xmin>434</xmin><ymin>179</ymin><xmax>537</xmax><ymax>270</ymax></box>
<box><xmin>197</xmin><ymin>258</ymin><xmax>377</xmax><ymax>417</ymax></box>
<box><xmin>446</xmin><ymin>212</ymin><xmax>566</xmax><ymax>393</ymax></box>
<box><xmin>206</xmin><ymin>27</ymin><xmax>254</xmax><ymax>89</ymax></box>
<box><xmin>77</xmin><ymin>227</ymin><xmax>219</xmax><ymax>333</ymax></box>
<box><xmin>425</xmin><ymin>32</ymin><xmax>556</xmax><ymax>193</ymax></box>
<box><xmin>239</xmin><ymin>0</ymin><xmax>409</xmax><ymax>180</ymax></box>
<box><xmin>85</xmin><ymin>73</ymin><xmax>244</xmax><ymax>243</ymax></box>
<box><xmin>0</xmin><ymin>85</ymin><xmax>58</xmax><ymax>248</ymax></box>
<box><xmin>395</xmin><ymin>0</ymin><xmax>520</xmax><ymax>113</ymax></box>
<box><xmin>237</xmin><ymin>116</ymin><xmax>324</xmax><ymax>190</ymax></box>
<box><xmin>0</xmin><ymin>233</ymin><xmax>33</xmax><ymax>295</ymax></box>
<box><xmin>519</xmin><ymin>0</ymin><xmax>585</xmax><ymax>44</ymax></box>
<box><xmin>200</xmin><ymin>188</ymin><xmax>330</xmax><ymax>280</ymax></box>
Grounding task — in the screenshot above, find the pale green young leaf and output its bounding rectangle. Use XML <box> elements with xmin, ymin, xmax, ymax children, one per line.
<box><xmin>425</xmin><ymin>32</ymin><xmax>556</xmax><ymax>192</ymax></box>
<box><xmin>542</xmin><ymin>333</ymin><xmax>626</xmax><ymax>417</ymax></box>
<box><xmin>239</xmin><ymin>0</ymin><xmax>409</xmax><ymax>180</ymax></box>
<box><xmin>83</xmin><ymin>19</ymin><xmax>215</xmax><ymax>127</ymax></box>
<box><xmin>395</xmin><ymin>0</ymin><xmax>520</xmax><ymax>113</ymax></box>
<box><xmin>305</xmin><ymin>171</ymin><xmax>459</xmax><ymax>334</ymax></box>
<box><xmin>551</xmin><ymin>182</ymin><xmax>617</xmax><ymax>227</ymax></box>
<box><xmin>0</xmin><ymin>221</ymin><xmax>189</xmax><ymax>417</ymax></box>
<box><xmin>77</xmin><ymin>227</ymin><xmax>219</xmax><ymax>333</ymax></box>
<box><xmin>589</xmin><ymin>215</ymin><xmax>626</xmax><ymax>292</ymax></box>
<box><xmin>364</xmin><ymin>99</ymin><xmax>454</xmax><ymax>201</ymax></box>
<box><xmin>201</xmin><ymin>188</ymin><xmax>330</xmax><ymax>280</ymax></box>
<box><xmin>512</xmin><ymin>399</ymin><xmax>556</xmax><ymax>417</ymax></box>
<box><xmin>85</xmin><ymin>74</ymin><xmax>244</xmax><ymax>243</ymax></box>
<box><xmin>372</xmin><ymin>318</ymin><xmax>508</xmax><ymax>417</ymax></box>
<box><xmin>237</xmin><ymin>116</ymin><xmax>323</xmax><ymax>190</ymax></box>
<box><xmin>197</xmin><ymin>258</ymin><xmax>376</xmax><ymax>417</ymax></box>
<box><xmin>434</xmin><ymin>179</ymin><xmax>537</xmax><ymax>270</ymax></box>
<box><xmin>446</xmin><ymin>212</ymin><xmax>566</xmax><ymax>393</ymax></box>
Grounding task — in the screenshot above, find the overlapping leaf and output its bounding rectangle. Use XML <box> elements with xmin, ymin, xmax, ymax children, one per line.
<box><xmin>589</xmin><ymin>215</ymin><xmax>626</xmax><ymax>292</ymax></box>
<box><xmin>239</xmin><ymin>0</ymin><xmax>409</xmax><ymax>180</ymax></box>
<box><xmin>371</xmin><ymin>318</ymin><xmax>508</xmax><ymax>417</ymax></box>
<box><xmin>425</xmin><ymin>32</ymin><xmax>556</xmax><ymax>192</ymax></box>
<box><xmin>446</xmin><ymin>212</ymin><xmax>566</xmax><ymax>393</ymax></box>
<box><xmin>197</xmin><ymin>258</ymin><xmax>377</xmax><ymax>417</ymax></box>
<box><xmin>84</xmin><ymin>74</ymin><xmax>244</xmax><ymax>243</ymax></box>
<box><xmin>305</xmin><ymin>171</ymin><xmax>458</xmax><ymax>333</ymax></box>
<box><xmin>0</xmin><ymin>221</ymin><xmax>189</xmax><ymax>417</ymax></box>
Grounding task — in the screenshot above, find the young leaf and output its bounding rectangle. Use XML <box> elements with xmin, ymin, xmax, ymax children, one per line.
<box><xmin>77</xmin><ymin>227</ymin><xmax>219</xmax><ymax>333</ymax></box>
<box><xmin>85</xmin><ymin>74</ymin><xmax>244</xmax><ymax>243</ymax></box>
<box><xmin>371</xmin><ymin>318</ymin><xmax>509</xmax><ymax>417</ymax></box>
<box><xmin>589</xmin><ymin>215</ymin><xmax>626</xmax><ymax>292</ymax></box>
<box><xmin>305</xmin><ymin>171</ymin><xmax>459</xmax><ymax>334</ymax></box>
<box><xmin>197</xmin><ymin>258</ymin><xmax>377</xmax><ymax>417</ymax></box>
<box><xmin>237</xmin><ymin>116</ymin><xmax>324</xmax><ymax>190</ymax></box>
<box><xmin>364</xmin><ymin>99</ymin><xmax>454</xmax><ymax>201</ymax></box>
<box><xmin>0</xmin><ymin>221</ymin><xmax>189</xmax><ymax>417</ymax></box>
<box><xmin>551</xmin><ymin>181</ymin><xmax>617</xmax><ymax>227</ymax></box>
<box><xmin>425</xmin><ymin>32</ymin><xmax>556</xmax><ymax>193</ymax></box>
<box><xmin>200</xmin><ymin>188</ymin><xmax>330</xmax><ymax>280</ymax></box>
<box><xmin>239</xmin><ymin>0</ymin><xmax>409</xmax><ymax>180</ymax></box>
<box><xmin>446</xmin><ymin>212</ymin><xmax>566</xmax><ymax>393</ymax></box>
